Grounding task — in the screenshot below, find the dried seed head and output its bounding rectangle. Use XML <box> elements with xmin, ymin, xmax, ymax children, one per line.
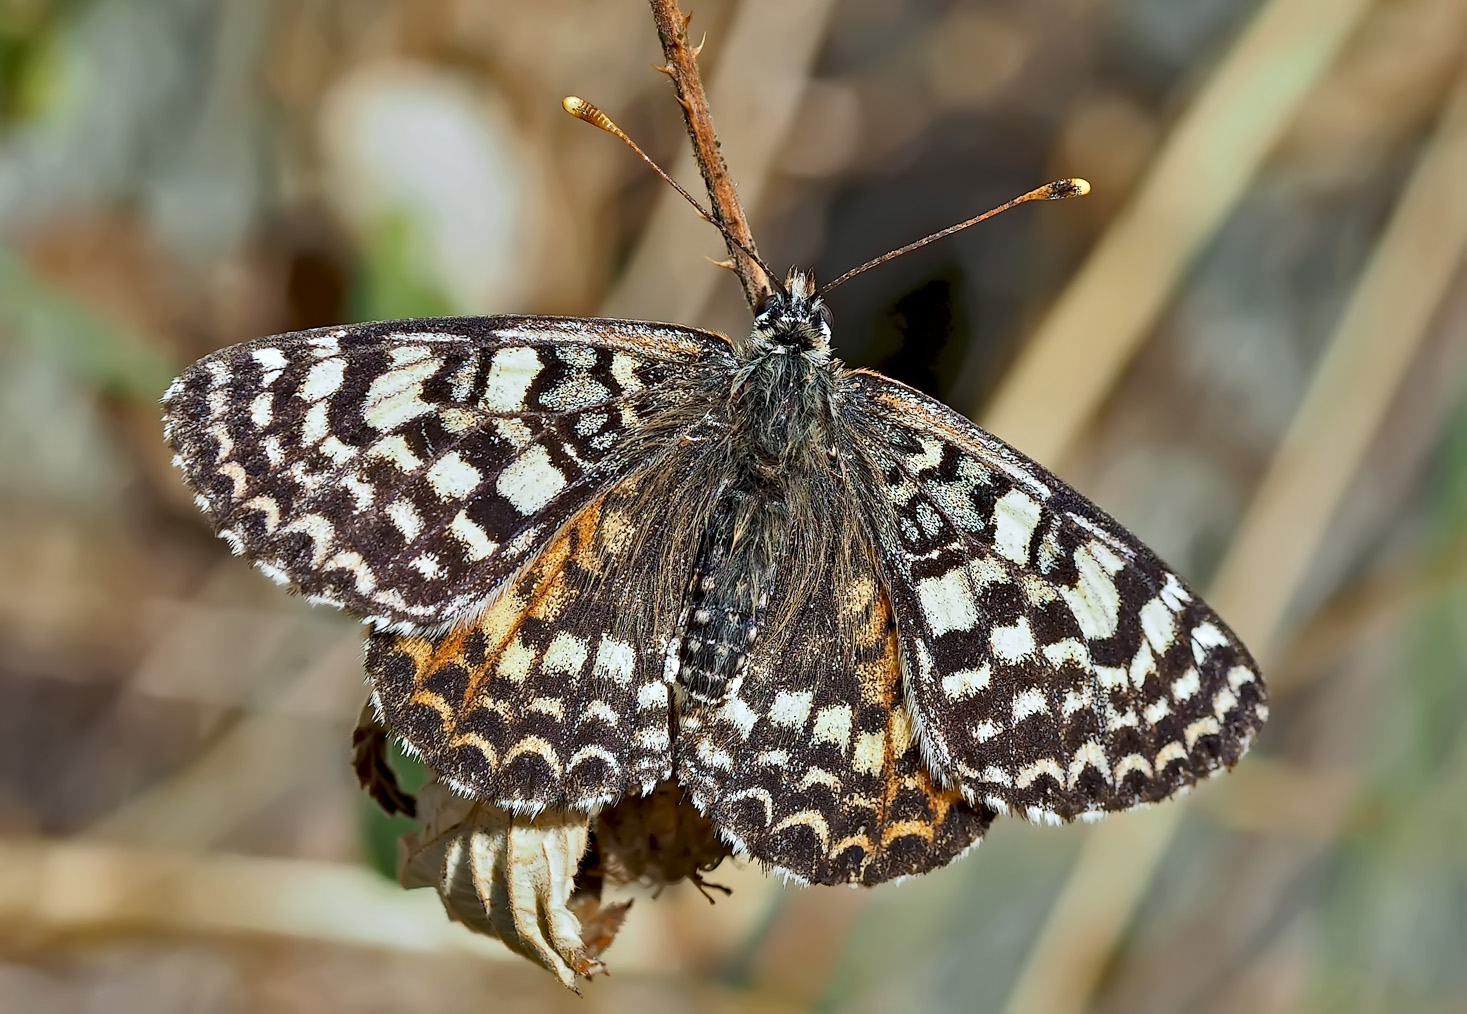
<box><xmin>394</xmin><ymin>775</ymin><xmax>731</xmax><ymax>988</ymax></box>
<box><xmin>399</xmin><ymin>781</ymin><xmax>618</xmax><ymax>989</ymax></box>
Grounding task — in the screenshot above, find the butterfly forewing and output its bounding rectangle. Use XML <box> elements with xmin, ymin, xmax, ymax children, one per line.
<box><xmin>162</xmin><ymin>316</ymin><xmax>732</xmax><ymax>631</ymax></box>
<box><xmin>850</xmin><ymin>372</ymin><xmax>1268</xmax><ymax>824</ymax></box>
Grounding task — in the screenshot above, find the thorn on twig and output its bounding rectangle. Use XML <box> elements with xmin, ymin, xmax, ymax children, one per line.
<box><xmin>655</xmin><ymin>61</ymin><xmax>675</xmax><ymax>76</ymax></box>
<box><xmin>706</xmin><ymin>256</ymin><xmax>737</xmax><ymax>272</ymax></box>
<box><xmin>676</xmin><ymin>95</ymin><xmax>694</xmax><ymax>115</ymax></box>
<box><xmin>692</xmin><ymin>33</ymin><xmax>706</xmax><ymax>59</ymax></box>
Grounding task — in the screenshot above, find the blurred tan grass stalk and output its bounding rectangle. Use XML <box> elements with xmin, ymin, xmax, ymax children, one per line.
<box><xmin>0</xmin><ymin>836</ymin><xmax>508</xmax><ymax>959</ymax></box>
<box><xmin>979</xmin><ymin>0</ymin><xmax>1374</xmax><ymax>465</ymax></box>
<box><xmin>1003</xmin><ymin>48</ymin><xmax>1467</xmax><ymax>1014</ymax></box>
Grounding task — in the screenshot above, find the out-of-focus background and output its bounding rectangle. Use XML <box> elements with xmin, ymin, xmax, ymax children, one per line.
<box><xmin>1</xmin><ymin>0</ymin><xmax>1464</xmax><ymax>1010</ymax></box>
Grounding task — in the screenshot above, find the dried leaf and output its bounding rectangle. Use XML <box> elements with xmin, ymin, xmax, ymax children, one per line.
<box><xmin>399</xmin><ymin>781</ymin><xmax>612</xmax><ymax>989</ymax></box>
<box><xmin>389</xmin><ymin>770</ymin><xmax>733</xmax><ymax>987</ymax></box>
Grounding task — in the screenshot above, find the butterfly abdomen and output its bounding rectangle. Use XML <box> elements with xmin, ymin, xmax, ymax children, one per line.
<box><xmin>677</xmin><ymin>497</ymin><xmax>774</xmax><ymax>704</ymax></box>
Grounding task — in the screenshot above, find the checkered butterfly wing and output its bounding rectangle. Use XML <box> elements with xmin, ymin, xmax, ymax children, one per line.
<box><xmin>163</xmin><ymin>316</ymin><xmax>730</xmax><ymax>632</ymax></box>
<box><xmin>676</xmin><ymin>537</ymin><xmax>995</xmax><ymax>886</ymax></box>
<box><xmin>850</xmin><ymin>372</ymin><xmax>1267</xmax><ymax>825</ymax></box>
<box><xmin>363</xmin><ymin>462</ymin><xmax>712</xmax><ymax>813</ymax></box>
<box><xmin>164</xmin><ymin>316</ymin><xmax>736</xmax><ymax>812</ymax></box>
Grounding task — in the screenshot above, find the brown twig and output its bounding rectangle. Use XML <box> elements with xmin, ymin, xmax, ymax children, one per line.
<box><xmin>647</xmin><ymin>0</ymin><xmax>773</xmax><ymax>306</ymax></box>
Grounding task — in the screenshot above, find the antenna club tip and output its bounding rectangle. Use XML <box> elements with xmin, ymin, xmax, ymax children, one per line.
<box><xmin>563</xmin><ymin>96</ymin><xmax>618</xmax><ymax>134</ymax></box>
<box><xmin>1049</xmin><ymin>177</ymin><xmax>1091</xmax><ymax>199</ymax></box>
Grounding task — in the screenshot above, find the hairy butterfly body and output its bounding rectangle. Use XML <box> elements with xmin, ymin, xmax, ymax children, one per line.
<box><xmin>164</xmin><ymin>268</ymin><xmax>1266</xmax><ymax>886</ymax></box>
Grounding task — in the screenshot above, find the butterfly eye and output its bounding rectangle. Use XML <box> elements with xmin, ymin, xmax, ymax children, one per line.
<box><xmin>818</xmin><ymin>303</ymin><xmax>834</xmax><ymax>330</ymax></box>
<box><xmin>755</xmin><ymin>291</ymin><xmax>779</xmax><ymax>317</ymax></box>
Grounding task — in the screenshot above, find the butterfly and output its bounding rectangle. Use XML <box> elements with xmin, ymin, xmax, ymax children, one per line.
<box><xmin>161</xmin><ymin>107</ymin><xmax>1265</xmax><ymax>889</ymax></box>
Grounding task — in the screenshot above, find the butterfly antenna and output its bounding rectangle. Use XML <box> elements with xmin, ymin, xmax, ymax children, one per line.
<box><xmin>563</xmin><ymin>96</ymin><xmax>786</xmax><ymax>297</ymax></box>
<box><xmin>819</xmin><ymin>178</ymin><xmax>1091</xmax><ymax>295</ymax></box>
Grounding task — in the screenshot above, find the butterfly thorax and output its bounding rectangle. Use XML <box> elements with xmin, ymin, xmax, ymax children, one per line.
<box><xmin>676</xmin><ymin>269</ymin><xmax>846</xmax><ymax>705</ymax></box>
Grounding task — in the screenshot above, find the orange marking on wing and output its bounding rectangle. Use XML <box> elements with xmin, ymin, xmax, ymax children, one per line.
<box><xmin>831</xmin><ymin>832</ymin><xmax>876</xmax><ymax>857</ymax></box>
<box><xmin>448</xmin><ymin>730</ymin><xmax>501</xmax><ymax>766</ymax></box>
<box><xmin>851</xmin><ymin>587</ymin><xmax>969</xmax><ymax>867</ymax></box>
<box><xmin>881</xmin><ymin>818</ymin><xmax>936</xmax><ymax>847</ymax></box>
<box><xmin>570</xmin><ymin>497</ymin><xmax>610</xmax><ymax>570</ymax></box>
<box><xmin>502</xmin><ymin>734</ymin><xmax>564</xmax><ymax>775</ymax></box>
<box><xmin>408</xmin><ymin>688</ymin><xmax>456</xmax><ymax>724</ymax></box>
<box><xmin>771</xmin><ymin>810</ymin><xmax>832</xmax><ymax>851</ymax></box>
<box><xmin>384</xmin><ymin>492</ymin><xmax>612</xmax><ymax>728</ymax></box>
<box><xmin>857</xmin><ymin>584</ymin><xmax>900</xmax><ymax>706</ymax></box>
<box><xmin>425</xmin><ymin>624</ymin><xmax>474</xmax><ymax>673</ymax></box>
<box><xmin>528</xmin><ymin>566</ymin><xmax>573</xmax><ymax>623</ymax></box>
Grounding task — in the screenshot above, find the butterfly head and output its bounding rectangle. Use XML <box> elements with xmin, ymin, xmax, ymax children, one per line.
<box><xmin>751</xmin><ymin>269</ymin><xmax>833</xmax><ymax>353</ymax></box>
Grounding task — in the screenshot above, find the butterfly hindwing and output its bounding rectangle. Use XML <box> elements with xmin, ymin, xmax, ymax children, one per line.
<box><xmin>366</xmin><ymin>461</ymin><xmax>715</xmax><ymax>812</ymax></box>
<box><xmin>677</xmin><ymin>525</ymin><xmax>993</xmax><ymax>886</ymax></box>
<box><xmin>850</xmin><ymin>372</ymin><xmax>1267</xmax><ymax>824</ymax></box>
<box><xmin>162</xmin><ymin>316</ymin><xmax>732</xmax><ymax>630</ymax></box>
